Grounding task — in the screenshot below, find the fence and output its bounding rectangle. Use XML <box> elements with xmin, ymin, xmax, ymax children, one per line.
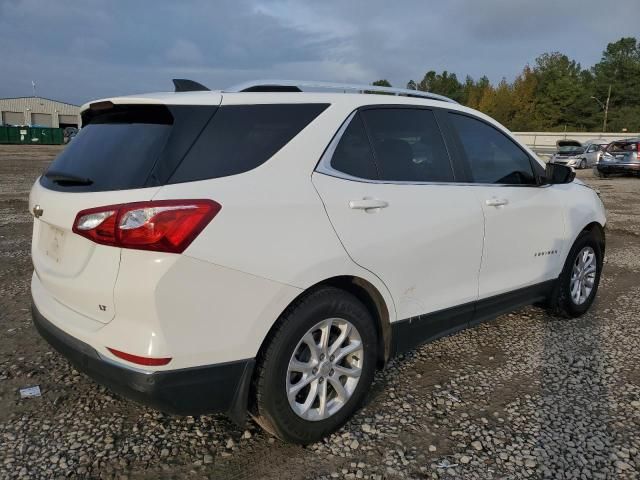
<box><xmin>513</xmin><ymin>131</ymin><xmax>639</xmax><ymax>156</ymax></box>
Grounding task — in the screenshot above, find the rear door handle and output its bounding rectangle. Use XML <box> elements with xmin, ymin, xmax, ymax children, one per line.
<box><xmin>349</xmin><ymin>198</ymin><xmax>389</xmax><ymax>210</ymax></box>
<box><xmin>485</xmin><ymin>198</ymin><xmax>509</xmax><ymax>207</ymax></box>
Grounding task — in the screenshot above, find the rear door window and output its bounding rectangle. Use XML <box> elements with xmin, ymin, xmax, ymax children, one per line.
<box><xmin>360</xmin><ymin>108</ymin><xmax>454</xmax><ymax>182</ymax></box>
<box><xmin>169</xmin><ymin>104</ymin><xmax>329</xmax><ymax>183</ymax></box>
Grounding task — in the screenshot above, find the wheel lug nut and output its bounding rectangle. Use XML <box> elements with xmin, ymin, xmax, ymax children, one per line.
<box><xmin>320</xmin><ymin>354</ymin><xmax>325</xmax><ymax>360</ymax></box>
<box><xmin>319</xmin><ymin>377</ymin><xmax>324</xmax><ymax>383</ymax></box>
<box><xmin>329</xmin><ymin>355</ymin><xmax>334</xmax><ymax>361</ymax></box>
<box><xmin>329</xmin><ymin>369</ymin><xmax>334</xmax><ymax>376</ymax></box>
<box><xmin>312</xmin><ymin>367</ymin><xmax>318</xmax><ymax>374</ymax></box>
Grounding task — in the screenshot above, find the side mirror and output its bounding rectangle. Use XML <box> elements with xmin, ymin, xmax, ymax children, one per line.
<box><xmin>543</xmin><ymin>163</ymin><xmax>575</xmax><ymax>185</ymax></box>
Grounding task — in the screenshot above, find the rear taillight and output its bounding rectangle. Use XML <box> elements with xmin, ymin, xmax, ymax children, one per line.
<box><xmin>636</xmin><ymin>143</ymin><xmax>640</xmax><ymax>161</ymax></box>
<box><xmin>73</xmin><ymin>200</ymin><xmax>221</xmax><ymax>253</ymax></box>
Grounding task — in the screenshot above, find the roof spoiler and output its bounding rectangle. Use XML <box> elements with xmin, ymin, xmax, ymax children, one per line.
<box><xmin>172</xmin><ymin>79</ymin><xmax>210</xmax><ymax>92</ymax></box>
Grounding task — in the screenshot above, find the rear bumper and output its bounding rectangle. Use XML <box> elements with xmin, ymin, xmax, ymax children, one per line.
<box><xmin>597</xmin><ymin>163</ymin><xmax>640</xmax><ymax>174</ymax></box>
<box><xmin>32</xmin><ymin>301</ymin><xmax>254</xmax><ymax>423</ymax></box>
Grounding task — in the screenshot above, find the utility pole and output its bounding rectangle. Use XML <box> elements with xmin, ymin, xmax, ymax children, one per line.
<box><xmin>591</xmin><ymin>84</ymin><xmax>612</xmax><ymax>133</ymax></box>
<box><xmin>603</xmin><ymin>84</ymin><xmax>611</xmax><ymax>133</ymax></box>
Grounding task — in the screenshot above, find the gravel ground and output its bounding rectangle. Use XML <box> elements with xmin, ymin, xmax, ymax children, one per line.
<box><xmin>0</xmin><ymin>145</ymin><xmax>639</xmax><ymax>479</ymax></box>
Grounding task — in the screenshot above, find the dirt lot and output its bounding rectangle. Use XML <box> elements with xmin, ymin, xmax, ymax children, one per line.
<box><xmin>0</xmin><ymin>145</ymin><xmax>639</xmax><ymax>479</ymax></box>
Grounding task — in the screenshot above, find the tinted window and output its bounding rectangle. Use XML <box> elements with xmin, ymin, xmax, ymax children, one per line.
<box><xmin>449</xmin><ymin>113</ymin><xmax>535</xmax><ymax>185</ymax></box>
<box><xmin>330</xmin><ymin>114</ymin><xmax>377</xmax><ymax>179</ymax></box>
<box><xmin>40</xmin><ymin>104</ymin><xmax>216</xmax><ymax>192</ymax></box>
<box><xmin>361</xmin><ymin>108</ymin><xmax>454</xmax><ymax>182</ymax></box>
<box><xmin>170</xmin><ymin>104</ymin><xmax>328</xmax><ymax>183</ymax></box>
<box><xmin>43</xmin><ymin>106</ymin><xmax>172</xmax><ymax>190</ymax></box>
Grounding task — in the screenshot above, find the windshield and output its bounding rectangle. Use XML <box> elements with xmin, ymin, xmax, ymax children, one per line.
<box><xmin>558</xmin><ymin>146</ymin><xmax>584</xmax><ymax>154</ymax></box>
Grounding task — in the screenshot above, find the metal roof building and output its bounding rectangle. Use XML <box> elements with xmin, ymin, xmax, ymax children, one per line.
<box><xmin>0</xmin><ymin>97</ymin><xmax>80</xmax><ymax>128</ymax></box>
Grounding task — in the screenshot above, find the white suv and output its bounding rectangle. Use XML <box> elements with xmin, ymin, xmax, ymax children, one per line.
<box><xmin>29</xmin><ymin>80</ymin><xmax>606</xmax><ymax>444</ymax></box>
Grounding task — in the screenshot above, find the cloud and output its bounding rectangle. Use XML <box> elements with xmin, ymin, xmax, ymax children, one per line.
<box><xmin>0</xmin><ymin>0</ymin><xmax>637</xmax><ymax>104</ymax></box>
<box><xmin>165</xmin><ymin>40</ymin><xmax>204</xmax><ymax>65</ymax></box>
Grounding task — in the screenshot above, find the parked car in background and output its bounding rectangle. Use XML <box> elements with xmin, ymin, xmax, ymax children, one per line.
<box><xmin>581</xmin><ymin>140</ymin><xmax>609</xmax><ymax>168</ymax></box>
<box><xmin>29</xmin><ymin>79</ymin><xmax>606</xmax><ymax>444</ymax></box>
<box><xmin>596</xmin><ymin>138</ymin><xmax>640</xmax><ymax>177</ymax></box>
<box><xmin>549</xmin><ymin>140</ymin><xmax>587</xmax><ymax>169</ymax></box>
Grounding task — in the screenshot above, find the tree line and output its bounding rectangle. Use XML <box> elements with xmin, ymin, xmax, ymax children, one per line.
<box><xmin>372</xmin><ymin>37</ymin><xmax>640</xmax><ymax>132</ymax></box>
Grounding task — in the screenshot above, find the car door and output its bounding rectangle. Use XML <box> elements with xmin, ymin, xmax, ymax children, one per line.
<box><xmin>312</xmin><ymin>107</ymin><xmax>485</xmax><ymax>351</ymax></box>
<box><xmin>584</xmin><ymin>143</ymin><xmax>599</xmax><ymax>166</ymax></box>
<box><xmin>445</xmin><ymin>111</ymin><xmax>566</xmax><ymax>312</ymax></box>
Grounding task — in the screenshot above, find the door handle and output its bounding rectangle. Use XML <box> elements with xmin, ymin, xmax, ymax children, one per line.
<box><xmin>349</xmin><ymin>198</ymin><xmax>389</xmax><ymax>210</ymax></box>
<box><xmin>485</xmin><ymin>198</ymin><xmax>509</xmax><ymax>207</ymax></box>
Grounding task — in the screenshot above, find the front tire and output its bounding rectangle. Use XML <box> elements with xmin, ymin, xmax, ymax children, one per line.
<box><xmin>547</xmin><ymin>230</ymin><xmax>603</xmax><ymax>318</ymax></box>
<box><xmin>579</xmin><ymin>159</ymin><xmax>587</xmax><ymax>169</ymax></box>
<box><xmin>252</xmin><ymin>287</ymin><xmax>377</xmax><ymax>444</ymax></box>
<box><xmin>594</xmin><ymin>168</ymin><xmax>608</xmax><ymax>178</ymax></box>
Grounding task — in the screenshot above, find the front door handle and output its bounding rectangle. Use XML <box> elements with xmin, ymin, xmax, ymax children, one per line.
<box><xmin>349</xmin><ymin>198</ymin><xmax>389</xmax><ymax>211</ymax></box>
<box><xmin>485</xmin><ymin>198</ymin><xmax>509</xmax><ymax>207</ymax></box>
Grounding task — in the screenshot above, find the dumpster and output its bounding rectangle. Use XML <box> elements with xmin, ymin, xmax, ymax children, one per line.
<box><xmin>0</xmin><ymin>126</ymin><xmax>65</xmax><ymax>145</ymax></box>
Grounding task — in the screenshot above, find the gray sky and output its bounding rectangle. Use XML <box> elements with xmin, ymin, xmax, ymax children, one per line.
<box><xmin>1</xmin><ymin>0</ymin><xmax>637</xmax><ymax>105</ymax></box>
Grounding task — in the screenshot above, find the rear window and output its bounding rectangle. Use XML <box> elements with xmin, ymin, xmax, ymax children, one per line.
<box><xmin>169</xmin><ymin>104</ymin><xmax>329</xmax><ymax>183</ymax></box>
<box><xmin>41</xmin><ymin>104</ymin><xmax>216</xmax><ymax>192</ymax></box>
<box><xmin>607</xmin><ymin>141</ymin><xmax>638</xmax><ymax>153</ymax></box>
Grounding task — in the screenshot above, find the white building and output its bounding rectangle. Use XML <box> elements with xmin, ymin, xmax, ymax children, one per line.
<box><xmin>0</xmin><ymin>97</ymin><xmax>81</xmax><ymax>128</ymax></box>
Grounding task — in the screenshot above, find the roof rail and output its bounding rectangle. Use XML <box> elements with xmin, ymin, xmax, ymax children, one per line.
<box><xmin>224</xmin><ymin>80</ymin><xmax>458</xmax><ymax>104</ymax></box>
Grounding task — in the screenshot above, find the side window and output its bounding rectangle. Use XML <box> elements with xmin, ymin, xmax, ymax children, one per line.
<box><xmin>361</xmin><ymin>108</ymin><xmax>454</xmax><ymax>182</ymax></box>
<box><xmin>587</xmin><ymin>144</ymin><xmax>597</xmax><ymax>153</ymax></box>
<box><xmin>170</xmin><ymin>104</ymin><xmax>328</xmax><ymax>183</ymax></box>
<box><xmin>330</xmin><ymin>113</ymin><xmax>378</xmax><ymax>179</ymax></box>
<box><xmin>449</xmin><ymin>113</ymin><xmax>536</xmax><ymax>185</ymax></box>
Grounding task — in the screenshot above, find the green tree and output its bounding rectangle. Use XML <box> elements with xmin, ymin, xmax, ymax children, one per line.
<box><xmin>531</xmin><ymin>52</ymin><xmax>590</xmax><ymax>130</ymax></box>
<box><xmin>372</xmin><ymin>36</ymin><xmax>640</xmax><ymax>132</ymax></box>
<box><xmin>510</xmin><ymin>66</ymin><xmax>538</xmax><ymax>131</ymax></box>
<box><xmin>592</xmin><ymin>37</ymin><xmax>640</xmax><ymax>131</ymax></box>
<box><xmin>416</xmin><ymin>70</ymin><xmax>464</xmax><ymax>102</ymax></box>
<box><xmin>469</xmin><ymin>76</ymin><xmax>492</xmax><ymax>111</ymax></box>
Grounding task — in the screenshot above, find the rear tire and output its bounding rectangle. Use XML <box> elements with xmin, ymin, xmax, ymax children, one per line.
<box><xmin>547</xmin><ymin>230</ymin><xmax>603</xmax><ymax>318</ymax></box>
<box><xmin>252</xmin><ymin>287</ymin><xmax>377</xmax><ymax>444</ymax></box>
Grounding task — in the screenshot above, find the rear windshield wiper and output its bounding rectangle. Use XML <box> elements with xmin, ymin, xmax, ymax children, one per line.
<box><xmin>44</xmin><ymin>171</ymin><xmax>94</xmax><ymax>186</ymax></box>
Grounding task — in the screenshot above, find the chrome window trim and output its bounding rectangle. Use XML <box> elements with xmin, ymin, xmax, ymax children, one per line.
<box><xmin>315</xmin><ymin>110</ymin><xmax>549</xmax><ymax>188</ymax></box>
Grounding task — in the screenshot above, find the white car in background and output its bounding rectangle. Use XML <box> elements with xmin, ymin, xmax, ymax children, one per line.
<box><xmin>549</xmin><ymin>139</ymin><xmax>608</xmax><ymax>169</ymax></box>
<box><xmin>29</xmin><ymin>80</ymin><xmax>606</xmax><ymax>444</ymax></box>
<box><xmin>581</xmin><ymin>139</ymin><xmax>609</xmax><ymax>167</ymax></box>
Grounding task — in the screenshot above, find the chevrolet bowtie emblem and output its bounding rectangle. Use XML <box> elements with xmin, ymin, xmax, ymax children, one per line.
<box><xmin>33</xmin><ymin>205</ymin><xmax>44</xmax><ymax>218</ymax></box>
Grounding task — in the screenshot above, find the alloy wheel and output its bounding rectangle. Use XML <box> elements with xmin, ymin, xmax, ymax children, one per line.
<box><xmin>286</xmin><ymin>318</ymin><xmax>363</xmax><ymax>421</ymax></box>
<box><xmin>570</xmin><ymin>246</ymin><xmax>597</xmax><ymax>305</ymax></box>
